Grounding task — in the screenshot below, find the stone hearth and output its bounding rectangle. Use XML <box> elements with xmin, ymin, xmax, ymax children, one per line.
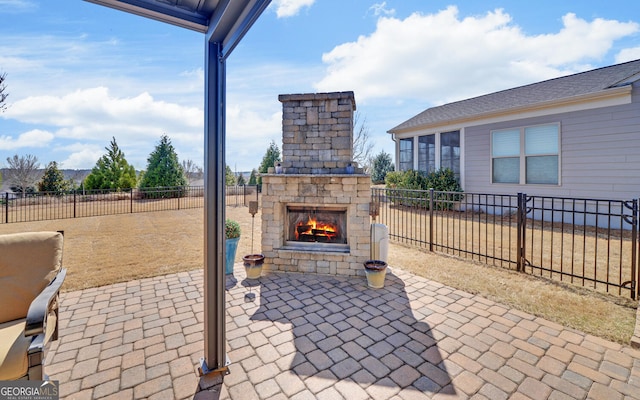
<box><xmin>261</xmin><ymin>92</ymin><xmax>371</xmax><ymax>276</ymax></box>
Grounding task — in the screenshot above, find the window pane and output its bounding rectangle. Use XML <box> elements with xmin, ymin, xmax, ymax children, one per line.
<box><xmin>526</xmin><ymin>156</ymin><xmax>558</xmax><ymax>184</ymax></box>
<box><xmin>492</xmin><ymin>129</ymin><xmax>520</xmax><ymax>156</ymax></box>
<box><xmin>441</xmin><ymin>131</ymin><xmax>460</xmax><ymax>147</ymax></box>
<box><xmin>418</xmin><ymin>135</ymin><xmax>435</xmax><ymax>172</ymax></box>
<box><xmin>525</xmin><ymin>125</ymin><xmax>558</xmax><ymax>154</ymax></box>
<box><xmin>441</xmin><ymin>131</ymin><xmax>460</xmax><ymax>180</ymax></box>
<box><xmin>493</xmin><ymin>158</ymin><xmax>519</xmax><ymax>183</ymax></box>
<box><xmin>399</xmin><ymin>138</ymin><xmax>413</xmax><ymax>171</ymax></box>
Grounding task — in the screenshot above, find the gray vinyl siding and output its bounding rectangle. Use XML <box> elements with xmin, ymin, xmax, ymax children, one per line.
<box><xmin>463</xmin><ymin>82</ymin><xmax>640</xmax><ymax>200</ymax></box>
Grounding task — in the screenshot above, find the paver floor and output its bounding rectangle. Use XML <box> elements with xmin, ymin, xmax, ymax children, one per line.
<box><xmin>48</xmin><ymin>264</ymin><xmax>640</xmax><ymax>399</ymax></box>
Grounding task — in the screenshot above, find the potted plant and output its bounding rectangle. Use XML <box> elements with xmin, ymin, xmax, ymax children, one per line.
<box><xmin>225</xmin><ymin>219</ymin><xmax>241</xmax><ymax>275</ymax></box>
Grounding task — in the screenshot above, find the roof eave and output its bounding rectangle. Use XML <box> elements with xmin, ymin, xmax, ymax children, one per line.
<box><xmin>84</xmin><ymin>0</ymin><xmax>210</xmax><ymax>32</ymax></box>
<box><xmin>388</xmin><ymin>84</ymin><xmax>633</xmax><ymax>135</ymax></box>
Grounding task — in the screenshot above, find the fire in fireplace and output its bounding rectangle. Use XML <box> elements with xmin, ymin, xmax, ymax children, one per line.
<box><xmin>287</xmin><ymin>206</ymin><xmax>347</xmax><ymax>245</ymax></box>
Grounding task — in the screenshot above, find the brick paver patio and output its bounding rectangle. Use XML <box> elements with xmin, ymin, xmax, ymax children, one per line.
<box><xmin>47</xmin><ymin>264</ymin><xmax>640</xmax><ymax>399</ymax></box>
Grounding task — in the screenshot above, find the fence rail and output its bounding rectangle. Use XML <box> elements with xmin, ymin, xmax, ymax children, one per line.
<box><xmin>1</xmin><ymin>185</ymin><xmax>259</xmax><ymax>224</ymax></box>
<box><xmin>372</xmin><ymin>188</ymin><xmax>639</xmax><ymax>299</ymax></box>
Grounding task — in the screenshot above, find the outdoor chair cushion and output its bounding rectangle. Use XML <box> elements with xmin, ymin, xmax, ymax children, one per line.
<box><xmin>0</xmin><ymin>232</ymin><xmax>63</xmax><ymax>323</ymax></box>
<box><xmin>0</xmin><ymin>313</ymin><xmax>58</xmax><ymax>380</ymax></box>
<box><xmin>0</xmin><ymin>319</ymin><xmax>30</xmax><ymax>380</ymax></box>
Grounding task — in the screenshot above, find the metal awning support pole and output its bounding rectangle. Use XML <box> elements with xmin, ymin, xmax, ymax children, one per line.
<box><xmin>200</xmin><ymin>39</ymin><xmax>228</xmax><ymax>375</ymax></box>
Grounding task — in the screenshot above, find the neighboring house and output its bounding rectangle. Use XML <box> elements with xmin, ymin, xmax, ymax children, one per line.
<box><xmin>388</xmin><ymin>59</ymin><xmax>640</xmax><ymax>200</ymax></box>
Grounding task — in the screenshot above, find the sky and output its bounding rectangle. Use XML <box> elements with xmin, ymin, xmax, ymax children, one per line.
<box><xmin>1</xmin><ymin>0</ymin><xmax>639</xmax><ymax>173</ymax></box>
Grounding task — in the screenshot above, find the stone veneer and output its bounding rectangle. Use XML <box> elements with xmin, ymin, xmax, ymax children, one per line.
<box><xmin>278</xmin><ymin>91</ymin><xmax>359</xmax><ymax>174</ymax></box>
<box><xmin>261</xmin><ymin>92</ymin><xmax>372</xmax><ymax>276</ymax></box>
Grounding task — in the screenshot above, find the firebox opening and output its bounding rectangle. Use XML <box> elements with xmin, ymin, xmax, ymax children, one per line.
<box><xmin>286</xmin><ymin>206</ymin><xmax>348</xmax><ymax>251</ymax></box>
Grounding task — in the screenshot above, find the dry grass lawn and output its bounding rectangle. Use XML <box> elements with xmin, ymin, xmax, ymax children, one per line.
<box><xmin>0</xmin><ymin>206</ymin><xmax>636</xmax><ymax>345</ymax></box>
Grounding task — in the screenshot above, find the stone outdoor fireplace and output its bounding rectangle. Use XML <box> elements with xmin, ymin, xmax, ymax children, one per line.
<box><xmin>261</xmin><ymin>91</ymin><xmax>371</xmax><ymax>276</ymax></box>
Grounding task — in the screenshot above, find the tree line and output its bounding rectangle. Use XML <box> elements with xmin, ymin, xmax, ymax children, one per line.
<box><xmin>1</xmin><ymin>132</ymin><xmax>395</xmax><ymax>198</ymax></box>
<box><xmin>1</xmin><ymin>135</ymin><xmax>205</xmax><ymax>197</ymax></box>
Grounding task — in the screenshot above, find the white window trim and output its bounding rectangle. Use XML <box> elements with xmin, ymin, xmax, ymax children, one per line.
<box><xmin>490</xmin><ymin>122</ymin><xmax>561</xmax><ymax>186</ymax></box>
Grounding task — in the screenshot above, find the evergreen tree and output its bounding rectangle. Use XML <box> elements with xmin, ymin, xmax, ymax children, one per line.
<box><xmin>38</xmin><ymin>161</ymin><xmax>70</xmax><ymax>194</ymax></box>
<box><xmin>248</xmin><ymin>169</ymin><xmax>258</xmax><ymax>185</ymax></box>
<box><xmin>225</xmin><ymin>165</ymin><xmax>236</xmax><ymax>186</ymax></box>
<box><xmin>257</xmin><ymin>141</ymin><xmax>281</xmax><ymax>185</ymax></box>
<box><xmin>371</xmin><ymin>150</ymin><xmax>395</xmax><ymax>184</ymax></box>
<box><xmin>84</xmin><ymin>137</ymin><xmax>137</xmax><ymax>191</ymax></box>
<box><xmin>139</xmin><ymin>135</ymin><xmax>187</xmax><ymax>196</ymax></box>
<box><xmin>236</xmin><ymin>173</ymin><xmax>246</xmax><ymax>186</ymax></box>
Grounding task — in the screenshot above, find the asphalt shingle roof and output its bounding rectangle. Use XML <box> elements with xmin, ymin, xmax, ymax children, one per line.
<box><xmin>389</xmin><ymin>59</ymin><xmax>640</xmax><ymax>133</ymax></box>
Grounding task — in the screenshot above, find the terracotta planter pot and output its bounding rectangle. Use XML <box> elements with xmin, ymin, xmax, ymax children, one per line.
<box><xmin>364</xmin><ymin>260</ymin><xmax>388</xmax><ymax>289</ymax></box>
<box><xmin>243</xmin><ymin>254</ymin><xmax>265</xmax><ymax>279</ymax></box>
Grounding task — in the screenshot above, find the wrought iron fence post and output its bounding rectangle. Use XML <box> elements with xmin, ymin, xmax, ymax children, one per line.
<box><xmin>633</xmin><ymin>198</ymin><xmax>639</xmax><ymax>300</ymax></box>
<box><xmin>516</xmin><ymin>193</ymin><xmax>524</xmax><ymax>272</ymax></box>
<box><xmin>131</xmin><ymin>188</ymin><xmax>134</xmax><ymax>213</ymax></box>
<box><xmin>429</xmin><ymin>188</ymin><xmax>434</xmax><ymax>252</ymax></box>
<box><xmin>4</xmin><ymin>192</ymin><xmax>8</xmax><ymax>223</ymax></box>
<box><xmin>73</xmin><ymin>191</ymin><xmax>77</xmax><ymax>218</ymax></box>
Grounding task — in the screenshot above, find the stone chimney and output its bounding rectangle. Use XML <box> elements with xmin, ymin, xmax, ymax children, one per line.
<box><xmin>278</xmin><ymin>91</ymin><xmax>361</xmax><ymax>174</ymax></box>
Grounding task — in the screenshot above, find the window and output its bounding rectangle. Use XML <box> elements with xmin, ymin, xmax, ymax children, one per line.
<box><xmin>418</xmin><ymin>135</ymin><xmax>435</xmax><ymax>173</ymax></box>
<box><xmin>400</xmin><ymin>131</ymin><xmax>461</xmax><ymax>180</ymax></box>
<box><xmin>441</xmin><ymin>131</ymin><xmax>460</xmax><ymax>180</ymax></box>
<box><xmin>399</xmin><ymin>138</ymin><xmax>413</xmax><ymax>171</ymax></box>
<box><xmin>491</xmin><ymin>124</ymin><xmax>559</xmax><ymax>185</ymax></box>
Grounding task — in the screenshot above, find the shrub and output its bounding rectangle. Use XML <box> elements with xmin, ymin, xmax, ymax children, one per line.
<box><xmin>385</xmin><ymin>168</ymin><xmax>463</xmax><ymax>209</ymax></box>
<box><xmin>225</xmin><ymin>219</ymin><xmax>241</xmax><ymax>239</ymax></box>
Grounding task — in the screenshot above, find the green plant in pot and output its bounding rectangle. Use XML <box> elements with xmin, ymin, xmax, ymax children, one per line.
<box><xmin>225</xmin><ymin>219</ymin><xmax>241</xmax><ymax>275</ymax></box>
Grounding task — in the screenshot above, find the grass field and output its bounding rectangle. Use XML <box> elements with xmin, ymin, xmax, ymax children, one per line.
<box><xmin>0</xmin><ymin>206</ymin><xmax>636</xmax><ymax>345</ymax></box>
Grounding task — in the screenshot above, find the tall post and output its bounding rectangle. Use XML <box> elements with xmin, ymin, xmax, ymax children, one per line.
<box><xmin>632</xmin><ymin>199</ymin><xmax>638</xmax><ymax>300</ymax></box>
<box><xmin>429</xmin><ymin>188</ymin><xmax>434</xmax><ymax>252</ymax></box>
<box><xmin>201</xmin><ymin>40</ymin><xmax>228</xmax><ymax>374</ymax></box>
<box><xmin>516</xmin><ymin>193</ymin><xmax>524</xmax><ymax>272</ymax></box>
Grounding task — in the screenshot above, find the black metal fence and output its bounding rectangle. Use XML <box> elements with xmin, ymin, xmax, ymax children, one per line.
<box><xmin>1</xmin><ymin>185</ymin><xmax>260</xmax><ymax>224</ymax></box>
<box><xmin>5</xmin><ymin>183</ymin><xmax>638</xmax><ymax>298</ymax></box>
<box><xmin>372</xmin><ymin>188</ymin><xmax>639</xmax><ymax>299</ymax></box>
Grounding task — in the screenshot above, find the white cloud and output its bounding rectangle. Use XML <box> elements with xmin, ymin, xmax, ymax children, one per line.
<box><xmin>6</xmin><ymin>87</ymin><xmax>202</xmax><ymax>134</ymax></box>
<box><xmin>615</xmin><ymin>47</ymin><xmax>640</xmax><ymax>63</ymax></box>
<box><xmin>272</xmin><ymin>0</ymin><xmax>314</xmax><ymax>18</ymax></box>
<box><xmin>369</xmin><ymin>2</ymin><xmax>395</xmax><ymax>17</ymax></box>
<box><xmin>4</xmin><ymin>87</ymin><xmax>204</xmax><ymax>169</ymax></box>
<box><xmin>0</xmin><ymin>129</ymin><xmax>54</xmax><ymax>150</ymax></box>
<box><xmin>315</xmin><ymin>6</ymin><xmax>640</xmax><ymax>104</ymax></box>
<box><xmin>57</xmin><ymin>143</ymin><xmax>104</xmax><ymax>170</ymax></box>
